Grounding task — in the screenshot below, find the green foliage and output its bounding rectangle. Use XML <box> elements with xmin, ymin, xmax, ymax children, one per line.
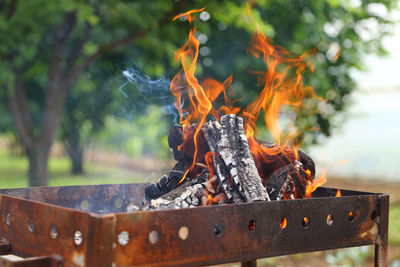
<box><xmin>95</xmin><ymin>105</ymin><xmax>170</xmax><ymax>158</ymax></box>
<box><xmin>389</xmin><ymin>205</ymin><xmax>400</xmax><ymax>244</ymax></box>
<box><xmin>59</xmin><ymin>66</ymin><xmax>116</xmax><ymax>147</ymax></box>
<box><xmin>180</xmin><ymin>0</ymin><xmax>399</xmax><ymax>145</ymax></box>
<box><xmin>0</xmin><ymin>0</ymin><xmax>398</xmax><ymax>176</ymax></box>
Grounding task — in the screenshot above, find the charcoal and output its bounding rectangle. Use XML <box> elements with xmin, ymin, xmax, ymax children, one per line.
<box><xmin>168</xmin><ymin>124</ymin><xmax>183</xmax><ymax>149</ymax></box>
<box><xmin>172</xmin><ymin>147</ymin><xmax>184</xmax><ymax>161</ymax></box>
<box><xmin>144</xmin><ymin>183</ymin><xmax>162</xmax><ymax>201</ymax></box>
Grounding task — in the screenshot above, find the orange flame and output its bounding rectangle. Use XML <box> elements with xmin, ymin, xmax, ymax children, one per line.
<box><xmin>305</xmin><ymin>159</ymin><xmax>348</xmax><ymax>198</ymax></box>
<box><xmin>170</xmin><ymin>6</ymin><xmax>325</xmax><ymax>192</ymax></box>
<box><xmin>173</xmin><ymin>7</ymin><xmax>206</xmax><ymax>23</ymax></box>
<box><xmin>305</xmin><ymin>168</ymin><xmax>327</xmax><ymax>198</ymax></box>
<box><xmin>243</xmin><ymin>3</ymin><xmax>322</xmax><ymax>146</ymax></box>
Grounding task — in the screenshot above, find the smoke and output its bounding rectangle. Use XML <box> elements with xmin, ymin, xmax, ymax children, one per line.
<box><xmin>120</xmin><ymin>68</ymin><xmax>181</xmax><ymax>123</ymax></box>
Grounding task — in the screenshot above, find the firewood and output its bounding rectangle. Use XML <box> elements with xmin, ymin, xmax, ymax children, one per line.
<box><xmin>203</xmin><ymin>115</ymin><xmax>269</xmax><ymax>202</ymax></box>
<box><xmin>141</xmin><ymin>114</ymin><xmax>315</xmax><ymax>210</ymax></box>
<box><xmin>144</xmin><ymin>172</ymin><xmax>209</xmax><ymax>210</ymax></box>
<box><xmin>252</xmin><ymin>140</ymin><xmax>314</xmax><ymax>198</ymax></box>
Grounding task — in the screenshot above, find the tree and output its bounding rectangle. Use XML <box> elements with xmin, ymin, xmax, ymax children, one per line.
<box><xmin>60</xmin><ymin>64</ymin><xmax>119</xmax><ymax>175</ymax></box>
<box><xmin>0</xmin><ymin>0</ymin><xmax>397</xmax><ymax>185</ymax></box>
<box><xmin>0</xmin><ymin>0</ymin><xmax>184</xmax><ymax>186</ymax></box>
<box><xmin>184</xmin><ymin>0</ymin><xmax>398</xmax><ymax>144</ymax></box>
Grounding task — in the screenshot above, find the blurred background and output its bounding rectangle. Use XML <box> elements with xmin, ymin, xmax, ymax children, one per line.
<box><xmin>0</xmin><ymin>0</ymin><xmax>399</xmax><ymax>266</ymax></box>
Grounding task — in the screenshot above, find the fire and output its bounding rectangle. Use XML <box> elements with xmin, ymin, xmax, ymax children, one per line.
<box><xmin>172</xmin><ymin>7</ymin><xmax>205</xmax><ymax>23</ymax></box>
<box><xmin>170</xmin><ymin>6</ymin><xmax>325</xmax><ymax>197</ymax></box>
<box><xmin>305</xmin><ymin>168</ymin><xmax>327</xmax><ymax>198</ymax></box>
<box><xmin>170</xmin><ymin>9</ymin><xmax>239</xmax><ymax>182</ymax></box>
<box><xmin>305</xmin><ymin>159</ymin><xmax>348</xmax><ymax>198</ymax></box>
<box><xmin>335</xmin><ymin>189</ymin><xmax>341</xmax><ymax>197</ymax></box>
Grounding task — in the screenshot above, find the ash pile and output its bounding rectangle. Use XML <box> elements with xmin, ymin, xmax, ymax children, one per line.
<box><xmin>132</xmin><ymin>114</ymin><xmax>315</xmax><ymax>211</ymax></box>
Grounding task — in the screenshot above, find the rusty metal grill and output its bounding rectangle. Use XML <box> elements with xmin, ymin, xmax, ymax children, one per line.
<box><xmin>0</xmin><ymin>184</ymin><xmax>389</xmax><ymax>267</ymax></box>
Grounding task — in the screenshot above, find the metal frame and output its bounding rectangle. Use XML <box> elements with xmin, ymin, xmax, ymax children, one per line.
<box><xmin>0</xmin><ymin>184</ymin><xmax>389</xmax><ymax>267</ymax></box>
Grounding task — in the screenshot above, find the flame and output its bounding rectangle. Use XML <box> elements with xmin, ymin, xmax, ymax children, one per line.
<box><xmin>335</xmin><ymin>189</ymin><xmax>341</xmax><ymax>197</ymax></box>
<box><xmin>242</xmin><ymin>3</ymin><xmax>322</xmax><ymax>196</ymax></box>
<box><xmin>305</xmin><ymin>159</ymin><xmax>348</xmax><ymax>198</ymax></box>
<box><xmin>170</xmin><ymin>6</ymin><xmax>325</xmax><ymax>193</ymax></box>
<box><xmin>171</xmin><ymin>9</ymin><xmax>239</xmax><ymax>183</ymax></box>
<box><xmin>173</xmin><ymin>7</ymin><xmax>206</xmax><ymax>23</ymax></box>
<box><xmin>305</xmin><ymin>168</ymin><xmax>327</xmax><ymax>198</ymax></box>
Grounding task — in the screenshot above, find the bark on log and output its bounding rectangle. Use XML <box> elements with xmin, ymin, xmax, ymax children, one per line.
<box><xmin>203</xmin><ymin>115</ymin><xmax>269</xmax><ymax>203</ymax></box>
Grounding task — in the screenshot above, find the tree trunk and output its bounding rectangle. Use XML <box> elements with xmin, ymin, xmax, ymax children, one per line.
<box><xmin>65</xmin><ymin>139</ymin><xmax>84</xmax><ymax>175</ymax></box>
<box><xmin>27</xmin><ymin>146</ymin><xmax>50</xmax><ymax>187</ymax></box>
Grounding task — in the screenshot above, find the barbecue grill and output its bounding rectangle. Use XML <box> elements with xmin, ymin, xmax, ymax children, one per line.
<box><xmin>0</xmin><ymin>183</ymin><xmax>388</xmax><ymax>266</ymax></box>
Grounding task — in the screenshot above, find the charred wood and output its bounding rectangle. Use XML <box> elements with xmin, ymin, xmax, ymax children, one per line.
<box><xmin>142</xmin><ymin>114</ymin><xmax>315</xmax><ymax>210</ymax></box>
<box><xmin>144</xmin><ymin>172</ymin><xmax>209</xmax><ymax>210</ymax></box>
<box><xmin>203</xmin><ymin>115</ymin><xmax>269</xmax><ymax>202</ymax></box>
<box><xmin>252</xmin><ymin>140</ymin><xmax>314</xmax><ymax>198</ymax></box>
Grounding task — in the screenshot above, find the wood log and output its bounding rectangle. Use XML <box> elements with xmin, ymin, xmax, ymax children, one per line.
<box><xmin>143</xmin><ymin>115</ymin><xmax>269</xmax><ymax>210</ymax></box>
<box><xmin>142</xmin><ymin>114</ymin><xmax>316</xmax><ymax>209</ymax></box>
<box><xmin>252</xmin><ymin>140</ymin><xmax>314</xmax><ymax>198</ymax></box>
<box><xmin>203</xmin><ymin>115</ymin><xmax>269</xmax><ymax>203</ymax></box>
<box><xmin>143</xmin><ymin>169</ymin><xmax>184</xmax><ymax>202</ymax></box>
<box><xmin>144</xmin><ymin>172</ymin><xmax>209</xmax><ymax>210</ymax></box>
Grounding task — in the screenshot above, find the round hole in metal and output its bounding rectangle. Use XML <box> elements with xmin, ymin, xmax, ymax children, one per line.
<box><xmin>50</xmin><ymin>225</ymin><xmax>58</xmax><ymax>239</ymax></box>
<box><xmin>371</xmin><ymin>210</ymin><xmax>377</xmax><ymax>221</ymax></box>
<box><xmin>213</xmin><ymin>224</ymin><xmax>223</xmax><ymax>236</ymax></box>
<box><xmin>148</xmin><ymin>230</ymin><xmax>159</xmax><ymax>244</ymax></box>
<box><xmin>326</xmin><ymin>214</ymin><xmax>333</xmax><ymax>226</ymax></box>
<box><xmin>80</xmin><ymin>200</ymin><xmax>89</xmax><ymax>211</ymax></box>
<box><xmin>28</xmin><ymin>219</ymin><xmax>35</xmax><ymax>232</ymax></box>
<box><xmin>280</xmin><ymin>217</ymin><xmax>287</xmax><ymax>229</ymax></box>
<box><xmin>178</xmin><ymin>226</ymin><xmax>189</xmax><ymax>240</ymax></box>
<box><xmin>348</xmin><ymin>211</ymin><xmax>355</xmax><ymax>222</ymax></box>
<box><xmin>114</xmin><ymin>198</ymin><xmax>123</xmax><ymax>209</ymax></box>
<box><xmin>302</xmin><ymin>217</ymin><xmax>309</xmax><ymax>227</ymax></box>
<box><xmin>248</xmin><ymin>220</ymin><xmax>256</xmax><ymax>231</ymax></box>
<box><xmin>118</xmin><ymin>231</ymin><xmax>130</xmax><ymax>246</ymax></box>
<box><xmin>5</xmin><ymin>213</ymin><xmax>11</xmax><ymax>226</ymax></box>
<box><xmin>74</xmin><ymin>231</ymin><xmax>83</xmax><ymax>246</ymax></box>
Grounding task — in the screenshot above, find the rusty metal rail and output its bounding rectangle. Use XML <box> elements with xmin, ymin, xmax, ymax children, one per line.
<box><xmin>0</xmin><ymin>184</ymin><xmax>389</xmax><ymax>267</ymax></box>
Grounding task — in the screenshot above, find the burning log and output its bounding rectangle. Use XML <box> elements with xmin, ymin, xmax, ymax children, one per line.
<box><xmin>141</xmin><ymin>114</ymin><xmax>315</xmax><ymax>210</ymax></box>
<box><xmin>202</xmin><ymin>115</ymin><xmax>269</xmax><ymax>203</ymax></box>
<box><xmin>252</xmin><ymin>141</ymin><xmax>315</xmax><ymax>199</ymax></box>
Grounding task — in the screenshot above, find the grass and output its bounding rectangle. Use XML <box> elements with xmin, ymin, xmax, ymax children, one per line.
<box><xmin>0</xmin><ymin>148</ymin><xmax>157</xmax><ymax>189</ymax></box>
<box><xmin>390</xmin><ymin>205</ymin><xmax>400</xmax><ymax>244</ymax></box>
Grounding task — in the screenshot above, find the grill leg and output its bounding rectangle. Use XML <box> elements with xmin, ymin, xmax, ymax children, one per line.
<box><xmin>241</xmin><ymin>260</ymin><xmax>257</xmax><ymax>267</ymax></box>
<box><xmin>375</xmin><ymin>243</ymin><xmax>388</xmax><ymax>267</ymax></box>
<box><xmin>374</xmin><ymin>194</ymin><xmax>389</xmax><ymax>267</ymax></box>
